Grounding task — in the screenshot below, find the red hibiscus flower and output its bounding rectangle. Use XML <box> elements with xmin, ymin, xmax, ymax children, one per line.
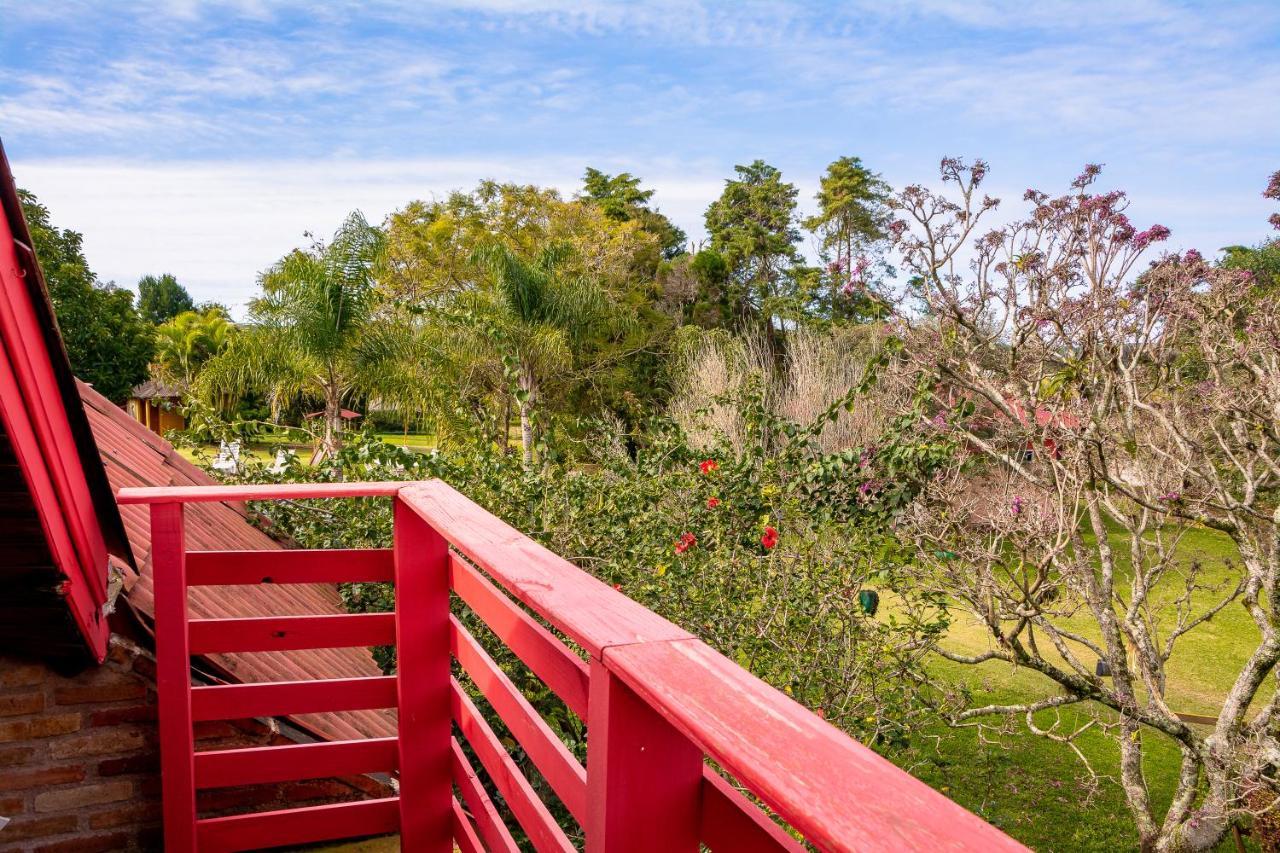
<box><xmin>760</xmin><ymin>526</ymin><xmax>778</xmax><ymax>550</ymax></box>
<box><xmin>674</xmin><ymin>531</ymin><xmax>697</xmax><ymax>555</ymax></box>
<box><xmin>706</xmin><ymin>496</ymin><xmax>721</xmax><ymax>509</ymax></box>
<box><xmin>699</xmin><ymin>459</ymin><xmax>718</xmax><ymax>474</ymax></box>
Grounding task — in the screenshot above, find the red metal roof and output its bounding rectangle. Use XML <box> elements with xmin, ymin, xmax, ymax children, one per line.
<box><xmin>80</xmin><ymin>382</ymin><xmax>396</xmax><ymax>742</ymax></box>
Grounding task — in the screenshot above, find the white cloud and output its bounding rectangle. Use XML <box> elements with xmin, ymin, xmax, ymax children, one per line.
<box><xmin>10</xmin><ymin>156</ymin><xmax>726</xmax><ymax>317</ymax></box>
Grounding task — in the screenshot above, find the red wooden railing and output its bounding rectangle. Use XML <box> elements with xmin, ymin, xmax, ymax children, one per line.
<box><xmin>118</xmin><ymin>480</ymin><xmax>1026</xmax><ymax>853</ymax></box>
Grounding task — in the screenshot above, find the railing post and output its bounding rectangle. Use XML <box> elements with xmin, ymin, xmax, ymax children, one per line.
<box><xmin>152</xmin><ymin>502</ymin><xmax>196</xmax><ymax>852</ymax></box>
<box><xmin>585</xmin><ymin>655</ymin><xmax>702</xmax><ymax>853</ymax></box>
<box><xmin>393</xmin><ymin>496</ymin><xmax>453</xmax><ymax>851</ymax></box>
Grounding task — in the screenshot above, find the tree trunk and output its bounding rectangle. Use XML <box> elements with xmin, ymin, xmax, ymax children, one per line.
<box><xmin>518</xmin><ymin>366</ymin><xmax>537</xmax><ymax>468</ymax></box>
<box><xmin>321</xmin><ymin>386</ymin><xmax>343</xmax><ymax>462</ymax></box>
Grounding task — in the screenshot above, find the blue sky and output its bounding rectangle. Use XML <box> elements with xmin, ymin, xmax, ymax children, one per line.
<box><xmin>2</xmin><ymin>0</ymin><xmax>1278</xmax><ymax>315</ymax></box>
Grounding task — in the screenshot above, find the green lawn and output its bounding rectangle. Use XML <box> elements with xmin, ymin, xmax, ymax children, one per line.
<box><xmin>894</xmin><ymin>524</ymin><xmax>1257</xmax><ymax>851</ymax></box>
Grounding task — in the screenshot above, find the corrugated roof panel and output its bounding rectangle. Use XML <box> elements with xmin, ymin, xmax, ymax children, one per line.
<box><xmin>80</xmin><ymin>382</ymin><xmax>396</xmax><ymax>741</ymax></box>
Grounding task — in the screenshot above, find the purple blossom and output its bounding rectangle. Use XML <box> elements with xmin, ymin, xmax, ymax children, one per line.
<box><xmin>1072</xmin><ymin>164</ymin><xmax>1103</xmax><ymax>189</ymax></box>
<box><xmin>1158</xmin><ymin>491</ymin><xmax>1181</xmax><ymax>503</ymax></box>
<box><xmin>1265</xmin><ymin>169</ymin><xmax>1280</xmax><ymax>201</ymax></box>
<box><xmin>1132</xmin><ymin>224</ymin><xmax>1171</xmax><ymax>250</ymax></box>
<box><xmin>1270</xmin><ymin>213</ymin><xmax>1280</xmax><ymax>231</ymax></box>
<box><xmin>1011</xmin><ymin>496</ymin><xmax>1025</xmax><ymax>516</ymax></box>
<box><xmin>889</xmin><ymin>220</ymin><xmax>908</xmax><ymax>238</ymax></box>
<box><xmin>1183</xmin><ymin>248</ymin><xmax>1203</xmax><ymax>264</ymax></box>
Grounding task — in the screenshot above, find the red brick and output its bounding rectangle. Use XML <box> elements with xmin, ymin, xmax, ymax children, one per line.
<box><xmin>89</xmin><ymin>703</ymin><xmax>156</xmax><ymax>727</ymax></box>
<box><xmin>34</xmin><ymin>780</ymin><xmax>132</xmax><ymax>812</ymax></box>
<box><xmin>88</xmin><ymin>799</ymin><xmax>161</xmax><ymax>829</ymax></box>
<box><xmin>53</xmin><ymin>680</ymin><xmax>146</xmax><ymax>705</ymax></box>
<box><xmin>0</xmin><ymin>814</ymin><xmax>78</xmax><ymax>841</ymax></box>
<box><xmin>97</xmin><ymin>751</ymin><xmax>159</xmax><ymax>777</ymax></box>
<box><xmin>0</xmin><ymin>662</ymin><xmax>43</xmax><ymax>688</ymax></box>
<box><xmin>0</xmin><ymin>692</ymin><xmax>44</xmax><ymax>717</ymax></box>
<box><xmin>0</xmin><ymin>744</ymin><xmax>37</xmax><ymax>767</ymax></box>
<box><xmin>49</xmin><ymin>727</ymin><xmax>147</xmax><ymax>759</ymax></box>
<box><xmin>33</xmin><ymin>831</ymin><xmax>130</xmax><ymax>853</ymax></box>
<box><xmin>0</xmin><ymin>765</ymin><xmax>85</xmax><ymax>791</ymax></box>
<box><xmin>0</xmin><ymin>713</ymin><xmax>80</xmax><ymax>742</ymax></box>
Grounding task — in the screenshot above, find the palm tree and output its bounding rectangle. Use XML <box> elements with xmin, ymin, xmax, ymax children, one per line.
<box><xmin>461</xmin><ymin>242</ymin><xmax>618</xmax><ymax>466</ymax></box>
<box><xmin>199</xmin><ymin>212</ymin><xmax>417</xmax><ymax>460</ymax></box>
<box><xmin>153</xmin><ymin>308</ymin><xmax>232</xmax><ymax>385</ymax></box>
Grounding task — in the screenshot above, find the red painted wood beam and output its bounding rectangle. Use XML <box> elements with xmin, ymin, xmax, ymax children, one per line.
<box><xmin>195</xmin><ymin>796</ymin><xmax>400</xmax><ymax>852</ymax></box>
<box><xmin>393</xmin><ymin>497</ymin><xmax>454</xmax><ymax>852</ymax></box>
<box><xmin>188</xmin><ymin>613</ymin><xmax>397</xmax><ymax>653</ymax></box>
<box><xmin>190</xmin><ymin>677</ymin><xmax>397</xmax><ymax>721</ymax></box>
<box><xmin>117</xmin><ymin>481</ymin><xmax>406</xmax><ymax>504</ymax></box>
<box><xmin>186</xmin><ymin>548</ymin><xmax>393</xmax><ymax>585</ymax></box>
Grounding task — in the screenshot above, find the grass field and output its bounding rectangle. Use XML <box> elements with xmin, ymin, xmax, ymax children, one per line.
<box><xmin>895</xmin><ymin>523</ymin><xmax>1255</xmax><ymax>851</ymax></box>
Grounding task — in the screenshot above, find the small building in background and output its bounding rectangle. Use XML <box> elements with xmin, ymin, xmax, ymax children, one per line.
<box><xmin>126</xmin><ymin>379</ymin><xmax>186</xmax><ymax>435</ymax></box>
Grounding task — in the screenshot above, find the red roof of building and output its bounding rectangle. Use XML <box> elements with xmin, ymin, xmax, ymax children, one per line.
<box><xmin>81</xmin><ymin>382</ymin><xmax>396</xmax><ymax>742</ymax></box>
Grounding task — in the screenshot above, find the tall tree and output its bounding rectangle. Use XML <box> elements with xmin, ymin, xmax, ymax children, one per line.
<box><xmin>18</xmin><ymin>189</ymin><xmax>154</xmax><ymax>402</ymax></box>
<box><xmin>703</xmin><ymin>160</ymin><xmax>802</xmax><ymax>343</ymax></box>
<box><xmin>137</xmin><ymin>273</ymin><xmax>195</xmax><ymax>324</ymax></box>
<box><xmin>153</xmin><ymin>308</ymin><xmax>233</xmax><ymax>385</ymax></box>
<box><xmin>462</xmin><ymin>241</ymin><xmax>625</xmax><ymax>466</ymax></box>
<box><xmin>580</xmin><ymin>168</ymin><xmax>686</xmax><ymax>260</ymax></box>
<box><xmin>803</xmin><ymin>156</ymin><xmax>891</xmax><ymax>320</ymax></box>
<box><xmin>382</xmin><ymin>182</ymin><xmax>667</xmax><ymax>441</ymax></box>
<box><xmin>199</xmin><ymin>212</ymin><xmax>416</xmax><ymax>459</ymax></box>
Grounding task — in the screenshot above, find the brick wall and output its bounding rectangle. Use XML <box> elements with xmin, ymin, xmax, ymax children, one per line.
<box><xmin>0</xmin><ymin>637</ymin><xmax>391</xmax><ymax>852</ymax></box>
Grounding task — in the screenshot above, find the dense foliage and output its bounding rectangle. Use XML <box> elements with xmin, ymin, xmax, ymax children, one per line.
<box><xmin>19</xmin><ymin>189</ymin><xmax>154</xmax><ymax>402</ymax></box>
<box><xmin>137</xmin><ymin>272</ymin><xmax>195</xmax><ymax>324</ymax></box>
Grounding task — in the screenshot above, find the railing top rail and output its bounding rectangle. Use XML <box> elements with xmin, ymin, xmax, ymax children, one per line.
<box><xmin>400</xmin><ymin>480</ymin><xmax>691</xmax><ymax>658</ymax></box>
<box><xmin>399</xmin><ymin>479</ymin><xmax>1026</xmax><ymax>852</ymax></box>
<box><xmin>116</xmin><ymin>481</ymin><xmax>408</xmax><ymax>504</ymax></box>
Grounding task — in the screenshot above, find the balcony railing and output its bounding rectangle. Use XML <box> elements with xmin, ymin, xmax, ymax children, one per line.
<box><xmin>117</xmin><ymin>479</ymin><xmax>1025</xmax><ymax>852</ymax></box>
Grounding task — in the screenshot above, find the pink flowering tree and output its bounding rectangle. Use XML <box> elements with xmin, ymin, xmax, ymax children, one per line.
<box><xmin>882</xmin><ymin>159</ymin><xmax>1280</xmax><ymax>851</ymax></box>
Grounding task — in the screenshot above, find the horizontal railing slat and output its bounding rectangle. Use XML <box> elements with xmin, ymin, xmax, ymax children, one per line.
<box><xmin>194</xmin><ymin>737</ymin><xmax>398</xmax><ymax>789</ymax></box>
<box><xmin>189</xmin><ymin>613</ymin><xmax>397</xmax><ymax>654</ymax></box>
<box><xmin>186</xmin><ymin>548</ymin><xmax>393</xmax><ymax>585</ymax></box>
<box><xmin>451</xmin><ymin>737</ymin><xmax>521</xmax><ymax>853</ymax></box>
<box><xmin>402</xmin><ymin>481</ymin><xmax>692</xmax><ymax>657</ymax></box>
<box><xmin>194</xmin><ymin>797</ymin><xmax>400</xmax><ymax>852</ymax></box>
<box><xmin>701</xmin><ymin>770</ymin><xmax>805</xmax><ymax>852</ymax></box>
<box><xmin>450</xmin><ymin>554</ymin><xmax>590</xmax><ymax>717</ymax></box>
<box><xmin>117</xmin><ymin>482</ymin><xmax>405</xmax><ymax>504</ymax></box>
<box><xmin>450</xmin><ymin>678</ymin><xmax>574</xmax><ymax>853</ymax></box>
<box><xmin>191</xmin><ymin>677</ymin><xmax>397</xmax><ymax>722</ymax></box>
<box><xmin>450</xmin><ymin>615</ymin><xmax>587</xmax><ymax>822</ymax></box>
